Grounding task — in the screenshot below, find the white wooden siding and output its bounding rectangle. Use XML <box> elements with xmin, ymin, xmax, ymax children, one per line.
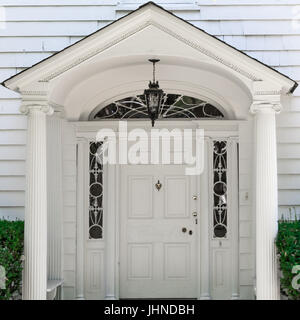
<box><xmin>0</xmin><ymin>0</ymin><xmax>299</xmax><ymax>299</ymax></box>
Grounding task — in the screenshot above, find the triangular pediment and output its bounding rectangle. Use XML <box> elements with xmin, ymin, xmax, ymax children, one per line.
<box><xmin>2</xmin><ymin>1</ymin><xmax>297</xmax><ymax>94</ymax></box>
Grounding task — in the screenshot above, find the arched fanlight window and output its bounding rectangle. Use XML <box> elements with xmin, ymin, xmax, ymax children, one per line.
<box><xmin>92</xmin><ymin>94</ymin><xmax>224</xmax><ymax>120</ymax></box>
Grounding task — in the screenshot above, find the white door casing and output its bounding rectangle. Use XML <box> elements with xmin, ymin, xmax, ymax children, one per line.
<box><xmin>75</xmin><ymin>121</ymin><xmax>239</xmax><ymax>300</ymax></box>
<box><xmin>208</xmin><ymin>138</ymin><xmax>239</xmax><ymax>300</ymax></box>
<box><xmin>120</xmin><ymin>164</ymin><xmax>198</xmax><ymax>299</ymax></box>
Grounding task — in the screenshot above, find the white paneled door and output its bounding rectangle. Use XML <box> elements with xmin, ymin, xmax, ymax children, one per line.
<box><xmin>120</xmin><ymin>164</ymin><xmax>198</xmax><ymax>299</ymax></box>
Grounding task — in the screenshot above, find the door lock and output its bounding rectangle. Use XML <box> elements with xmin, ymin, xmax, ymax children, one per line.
<box><xmin>189</xmin><ymin>230</ymin><xmax>193</xmax><ymax>235</ymax></box>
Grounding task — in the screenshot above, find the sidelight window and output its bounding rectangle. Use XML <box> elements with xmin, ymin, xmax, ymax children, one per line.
<box><xmin>89</xmin><ymin>141</ymin><xmax>103</xmax><ymax>239</ymax></box>
<box><xmin>213</xmin><ymin>140</ymin><xmax>228</xmax><ymax>238</ymax></box>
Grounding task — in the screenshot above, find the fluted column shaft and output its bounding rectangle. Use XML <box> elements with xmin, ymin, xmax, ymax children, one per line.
<box><xmin>252</xmin><ymin>102</ymin><xmax>280</xmax><ymax>300</ymax></box>
<box><xmin>22</xmin><ymin>104</ymin><xmax>53</xmax><ymax>300</ymax></box>
<box><xmin>47</xmin><ymin>111</ymin><xmax>63</xmax><ymax>282</ymax></box>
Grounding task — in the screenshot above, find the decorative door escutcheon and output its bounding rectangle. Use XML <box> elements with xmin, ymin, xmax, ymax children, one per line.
<box><xmin>155</xmin><ymin>180</ymin><xmax>162</xmax><ymax>191</ymax></box>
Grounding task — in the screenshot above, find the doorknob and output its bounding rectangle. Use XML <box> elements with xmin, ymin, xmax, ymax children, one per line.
<box><xmin>182</xmin><ymin>227</ymin><xmax>187</xmax><ymax>233</ymax></box>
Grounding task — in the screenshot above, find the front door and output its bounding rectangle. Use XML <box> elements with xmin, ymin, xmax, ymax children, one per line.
<box><xmin>120</xmin><ymin>164</ymin><xmax>198</xmax><ymax>299</ymax></box>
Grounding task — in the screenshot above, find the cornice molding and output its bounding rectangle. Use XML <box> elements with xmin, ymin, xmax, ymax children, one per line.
<box><xmin>151</xmin><ymin>21</ymin><xmax>261</xmax><ymax>81</ymax></box>
<box><xmin>253</xmin><ymin>90</ymin><xmax>282</xmax><ymax>96</ymax></box>
<box><xmin>38</xmin><ymin>19</ymin><xmax>261</xmax><ymax>83</ymax></box>
<box><xmin>19</xmin><ymin>90</ymin><xmax>48</xmax><ymax>97</ymax></box>
<box><xmin>40</xmin><ymin>21</ymin><xmax>152</xmax><ymax>82</ymax></box>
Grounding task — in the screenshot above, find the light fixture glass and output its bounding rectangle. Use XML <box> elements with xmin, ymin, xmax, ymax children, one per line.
<box><xmin>144</xmin><ymin>59</ymin><xmax>164</xmax><ymax>127</ymax></box>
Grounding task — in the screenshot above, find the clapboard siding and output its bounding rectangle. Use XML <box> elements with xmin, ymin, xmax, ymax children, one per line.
<box><xmin>2</xmin><ymin>6</ymin><xmax>115</xmax><ymax>21</ymax></box>
<box><xmin>0</xmin><ymin>37</ymin><xmax>71</xmax><ymax>52</ymax></box>
<box><xmin>0</xmin><ymin>130</ymin><xmax>26</xmax><ymax>144</ymax></box>
<box><xmin>0</xmin><ymin>99</ymin><xmax>23</xmax><ymax>113</ymax></box>
<box><xmin>0</xmin><ymin>115</ymin><xmax>27</xmax><ymax>129</ymax></box>
<box><xmin>0</xmin><ymin>191</ymin><xmax>24</xmax><ymax>206</ymax></box>
<box><xmin>277</xmin><ymin>128</ymin><xmax>300</xmax><ymax>143</ymax></box>
<box><xmin>0</xmin><ymin>21</ymin><xmax>107</xmax><ymax>37</ymax></box>
<box><xmin>2</xmin><ymin>0</ymin><xmax>118</xmax><ymax>5</ymax></box>
<box><xmin>0</xmin><ymin>160</ymin><xmax>25</xmax><ymax>175</ymax></box>
<box><xmin>223</xmin><ymin>35</ymin><xmax>300</xmax><ymax>51</ymax></box>
<box><xmin>278</xmin><ymin>144</ymin><xmax>300</xmax><ymax>159</ymax></box>
<box><xmin>0</xmin><ymin>145</ymin><xmax>26</xmax><ymax>159</ymax></box>
<box><xmin>0</xmin><ymin>176</ymin><xmax>25</xmax><ymax>190</ymax></box>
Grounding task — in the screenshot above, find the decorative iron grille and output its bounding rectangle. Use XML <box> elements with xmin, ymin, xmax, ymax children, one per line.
<box><xmin>89</xmin><ymin>141</ymin><xmax>103</xmax><ymax>239</ymax></box>
<box><xmin>213</xmin><ymin>140</ymin><xmax>228</xmax><ymax>238</ymax></box>
<box><xmin>92</xmin><ymin>94</ymin><xmax>224</xmax><ymax>120</ymax></box>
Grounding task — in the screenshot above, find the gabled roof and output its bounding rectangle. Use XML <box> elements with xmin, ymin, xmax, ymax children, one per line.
<box><xmin>2</xmin><ymin>1</ymin><xmax>298</xmax><ymax>93</ymax></box>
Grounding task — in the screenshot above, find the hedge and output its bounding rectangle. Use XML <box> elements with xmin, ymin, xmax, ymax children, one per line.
<box><xmin>0</xmin><ymin>220</ymin><xmax>24</xmax><ymax>300</ymax></box>
<box><xmin>276</xmin><ymin>219</ymin><xmax>300</xmax><ymax>300</ymax></box>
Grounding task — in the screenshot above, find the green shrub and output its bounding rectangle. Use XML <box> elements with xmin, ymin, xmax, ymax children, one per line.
<box><xmin>0</xmin><ymin>219</ymin><xmax>24</xmax><ymax>300</ymax></box>
<box><xmin>276</xmin><ymin>219</ymin><xmax>300</xmax><ymax>300</ymax></box>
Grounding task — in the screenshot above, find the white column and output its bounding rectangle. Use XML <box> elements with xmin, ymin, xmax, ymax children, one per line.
<box><xmin>21</xmin><ymin>103</ymin><xmax>53</xmax><ymax>300</ymax></box>
<box><xmin>47</xmin><ymin>109</ymin><xmax>63</xmax><ymax>281</ymax></box>
<box><xmin>251</xmin><ymin>101</ymin><xmax>280</xmax><ymax>300</ymax></box>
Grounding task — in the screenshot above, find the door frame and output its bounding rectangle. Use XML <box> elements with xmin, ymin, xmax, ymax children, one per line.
<box><xmin>74</xmin><ymin>120</ymin><xmax>240</xmax><ymax>300</ymax></box>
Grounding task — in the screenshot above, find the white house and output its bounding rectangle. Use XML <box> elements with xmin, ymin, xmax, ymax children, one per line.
<box><xmin>0</xmin><ymin>0</ymin><xmax>300</xmax><ymax>300</ymax></box>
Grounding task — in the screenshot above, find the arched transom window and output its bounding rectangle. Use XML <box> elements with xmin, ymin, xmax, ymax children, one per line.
<box><xmin>92</xmin><ymin>94</ymin><xmax>224</xmax><ymax>120</ymax></box>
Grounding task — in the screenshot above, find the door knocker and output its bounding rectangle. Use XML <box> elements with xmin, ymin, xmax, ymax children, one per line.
<box><xmin>155</xmin><ymin>180</ymin><xmax>162</xmax><ymax>191</ymax></box>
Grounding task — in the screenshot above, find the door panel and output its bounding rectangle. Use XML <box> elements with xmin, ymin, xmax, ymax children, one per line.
<box><xmin>127</xmin><ymin>243</ymin><xmax>153</xmax><ymax>280</ymax></box>
<box><xmin>128</xmin><ymin>176</ymin><xmax>153</xmax><ymax>219</ymax></box>
<box><xmin>164</xmin><ymin>176</ymin><xmax>189</xmax><ymax>218</ymax></box>
<box><xmin>120</xmin><ymin>164</ymin><xmax>197</xmax><ymax>299</ymax></box>
<box><xmin>164</xmin><ymin>243</ymin><xmax>190</xmax><ymax>280</ymax></box>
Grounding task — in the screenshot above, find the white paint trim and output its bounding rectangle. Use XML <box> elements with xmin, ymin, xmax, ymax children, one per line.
<box><xmin>75</xmin><ymin>138</ymin><xmax>86</xmax><ymax>300</ymax></box>
<box><xmin>228</xmin><ymin>138</ymin><xmax>240</xmax><ymax>299</ymax></box>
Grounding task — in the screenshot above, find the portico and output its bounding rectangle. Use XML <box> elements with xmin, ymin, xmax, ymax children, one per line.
<box><xmin>2</xmin><ymin>2</ymin><xmax>297</xmax><ymax>300</ymax></box>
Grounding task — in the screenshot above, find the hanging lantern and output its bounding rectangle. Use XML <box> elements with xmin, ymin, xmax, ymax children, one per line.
<box><xmin>144</xmin><ymin>59</ymin><xmax>164</xmax><ymax>127</ymax></box>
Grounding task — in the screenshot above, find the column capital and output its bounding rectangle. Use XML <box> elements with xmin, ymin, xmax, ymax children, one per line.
<box><xmin>19</xmin><ymin>84</ymin><xmax>54</xmax><ymax>116</ymax></box>
<box><xmin>250</xmin><ymin>100</ymin><xmax>282</xmax><ymax>115</ymax></box>
<box><xmin>20</xmin><ymin>103</ymin><xmax>54</xmax><ymax>116</ymax></box>
<box><xmin>48</xmin><ymin>101</ymin><xmax>65</xmax><ymax>118</ymax></box>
